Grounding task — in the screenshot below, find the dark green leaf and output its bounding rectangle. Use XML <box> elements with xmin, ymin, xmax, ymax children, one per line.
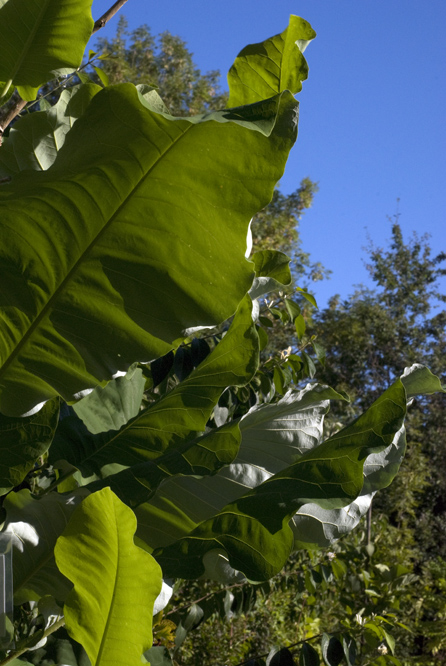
<box><xmin>301</xmin><ymin>351</ymin><xmax>316</xmax><ymax>378</ymax></box>
<box><xmin>267</xmin><ymin>647</ymin><xmax>296</xmax><ymax>666</ymax></box>
<box><xmin>143</xmin><ymin>646</ymin><xmax>173</xmax><ymax>665</ymax></box>
<box><xmin>311</xmin><ymin>340</ymin><xmax>326</xmax><ymax>366</ymax></box>
<box><xmin>341</xmin><ymin>635</ymin><xmax>357</xmax><ymax>666</ymax></box>
<box><xmin>154</xmin><ymin>379</ymin><xmax>407</xmax><ymax>581</ymax></box>
<box><xmin>49</xmin><ymin>297</ymin><xmax>258</xmax><ymax>476</ymax></box>
<box><xmin>321</xmin><ymin>634</ymin><xmax>344</xmax><ymax>666</ymax></box>
<box><xmin>299</xmin><ymin>643</ymin><xmax>320</xmax><ymax>666</ymax></box>
<box><xmin>273</xmin><ymin>366</ymin><xmax>287</xmax><ymax>394</ymax></box>
<box><xmin>0</xmin><ymin>398</ymin><xmax>59</xmax><ymax>495</ymax></box>
<box><xmin>191</xmin><ymin>338</ymin><xmax>211</xmax><ymax>367</ymax></box>
<box><xmin>174</xmin><ymin>347</ymin><xmax>194</xmax><ymax>382</ymax></box>
<box><xmin>285</xmin><ymin>299</ymin><xmax>301</xmax><ymax>322</ymax></box>
<box><xmin>257</xmin><ymin>325</ymin><xmax>269</xmax><ymax>351</ymax></box>
<box><xmin>151</xmin><ymin>352</ymin><xmax>175</xmax><ymax>388</ymax></box>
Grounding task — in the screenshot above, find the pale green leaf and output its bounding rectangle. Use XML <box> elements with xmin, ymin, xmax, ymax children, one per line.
<box><xmin>294</xmin><ymin>314</ymin><xmax>306</xmax><ymax>339</ymax></box>
<box><xmin>55</xmin><ymin>488</ymin><xmax>162</xmax><ymax>666</ymax></box>
<box><xmin>0</xmin><ymin>83</ymin><xmax>101</xmax><ymax>178</ymax></box>
<box><xmin>72</xmin><ymin>364</ymin><xmax>146</xmax><ymax>435</ymax></box>
<box><xmin>0</xmin><ymin>0</ymin><xmax>94</xmax><ymax>99</ymax></box>
<box><xmin>296</xmin><ymin>287</ymin><xmax>317</xmax><ymax>308</ymax></box>
<box><xmin>92</xmin><ymin>65</ymin><xmax>109</xmax><ymax>87</ymax></box>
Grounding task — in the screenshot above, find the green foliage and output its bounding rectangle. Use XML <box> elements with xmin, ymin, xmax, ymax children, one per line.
<box><xmin>94</xmin><ymin>16</ymin><xmax>228</xmax><ymax>115</ymax></box>
<box><xmin>0</xmin><ymin>0</ymin><xmax>94</xmax><ymax>101</ymax></box>
<box><xmin>55</xmin><ymin>488</ymin><xmax>162</xmax><ymax>665</ymax></box>
<box><xmin>0</xmin><ymin>5</ymin><xmax>444</xmax><ymax>666</ymax></box>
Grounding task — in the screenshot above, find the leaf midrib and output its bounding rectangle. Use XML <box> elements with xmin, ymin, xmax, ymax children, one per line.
<box><xmin>0</xmin><ymin>116</ymin><xmax>195</xmax><ymax>383</ymax></box>
<box><xmin>8</xmin><ymin>0</ymin><xmax>51</xmax><ymax>85</ymax></box>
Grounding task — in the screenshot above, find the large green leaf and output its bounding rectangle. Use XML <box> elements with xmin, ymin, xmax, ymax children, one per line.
<box><xmin>228</xmin><ymin>15</ymin><xmax>316</xmax><ymax>107</ymax></box>
<box><xmin>0</xmin><ymin>0</ymin><xmax>94</xmax><ymax>100</ymax></box>
<box><xmin>88</xmin><ymin>422</ymin><xmax>242</xmax><ymax>508</ymax></box>
<box><xmin>0</xmin><ymin>488</ymin><xmax>88</xmax><ymax>603</ymax></box>
<box><xmin>292</xmin><ymin>364</ymin><xmax>446</xmax><ymax>548</ymax></box>
<box><xmin>0</xmin><ymin>85</ymin><xmax>296</xmax><ymax>417</ymax></box>
<box><xmin>49</xmin><ymin>296</ymin><xmax>258</xmax><ymax>476</ymax></box>
<box><xmin>54</xmin><ymin>488</ymin><xmax>162</xmax><ymax>666</ymax></box>
<box><xmin>132</xmin><ymin>384</ymin><xmax>345</xmax><ymax>550</ymax></box>
<box><xmin>0</xmin><ymin>83</ymin><xmax>101</xmax><ymax>179</ymax></box>
<box><xmin>0</xmin><ymin>397</ymin><xmax>59</xmax><ymax>494</ymax></box>
<box><xmin>153</xmin><ymin>380</ymin><xmax>408</xmax><ymax>580</ymax></box>
<box><xmin>72</xmin><ymin>363</ymin><xmax>146</xmax><ymax>435</ymax></box>
<box><xmin>153</xmin><ymin>366</ymin><xmax>443</xmax><ymax>580</ymax></box>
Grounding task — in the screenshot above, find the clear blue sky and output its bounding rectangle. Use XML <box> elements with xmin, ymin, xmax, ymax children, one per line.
<box><xmin>89</xmin><ymin>0</ymin><xmax>446</xmax><ymax>308</ymax></box>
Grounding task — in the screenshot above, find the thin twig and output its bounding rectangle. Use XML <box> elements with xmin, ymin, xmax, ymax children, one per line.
<box><xmin>92</xmin><ymin>0</ymin><xmax>129</xmax><ymax>33</ymax></box>
<box><xmin>0</xmin><ymin>98</ymin><xmax>27</xmax><ymax>138</ymax></box>
<box><xmin>0</xmin><ymin>617</ymin><xmax>65</xmax><ymax>666</ymax></box>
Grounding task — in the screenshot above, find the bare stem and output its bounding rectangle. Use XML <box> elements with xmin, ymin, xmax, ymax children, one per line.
<box><xmin>0</xmin><ymin>98</ymin><xmax>27</xmax><ymax>138</ymax></box>
<box><xmin>92</xmin><ymin>0</ymin><xmax>129</xmax><ymax>34</ymax></box>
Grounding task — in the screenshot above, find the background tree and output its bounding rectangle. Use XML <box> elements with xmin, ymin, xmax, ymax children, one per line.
<box><xmin>94</xmin><ymin>16</ymin><xmax>228</xmax><ymax>115</ymax></box>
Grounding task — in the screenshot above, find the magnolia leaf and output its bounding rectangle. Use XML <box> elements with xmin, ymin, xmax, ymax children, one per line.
<box><xmin>0</xmin><ymin>84</ymin><xmax>297</xmax><ymax>417</ymax></box>
<box><xmin>154</xmin><ymin>379</ymin><xmax>408</xmax><ymax>580</ymax></box>
<box><xmin>49</xmin><ymin>296</ymin><xmax>258</xmax><ymax>476</ymax></box>
<box><xmin>293</xmin><ymin>363</ymin><xmax>443</xmax><ymax>548</ymax></box>
<box><xmin>0</xmin><ymin>488</ymin><xmax>89</xmax><ymax>603</ymax></box>
<box><xmin>72</xmin><ymin>364</ymin><xmax>146</xmax><ymax>434</ymax></box>
<box><xmin>228</xmin><ymin>15</ymin><xmax>316</xmax><ymax>106</ymax></box>
<box><xmin>266</xmin><ymin>647</ymin><xmax>295</xmax><ymax>666</ymax></box>
<box><xmin>0</xmin><ymin>0</ymin><xmax>94</xmax><ymax>100</ymax></box>
<box><xmin>88</xmin><ymin>422</ymin><xmax>242</xmax><ymax>507</ymax></box>
<box><xmin>55</xmin><ymin>488</ymin><xmax>162</xmax><ymax>666</ymax></box>
<box><xmin>251</xmin><ymin>250</ymin><xmax>291</xmax><ymax>285</ymax></box>
<box><xmin>143</xmin><ymin>646</ymin><xmax>173</xmax><ymax>665</ymax></box>
<box><xmin>284</xmin><ymin>299</ymin><xmax>301</xmax><ymax>322</ymax></box>
<box><xmin>299</xmin><ymin>643</ymin><xmax>320</xmax><ymax>666</ymax></box>
<box><xmin>321</xmin><ymin>633</ymin><xmax>344</xmax><ymax>666</ymax></box>
<box><xmin>294</xmin><ymin>314</ymin><xmax>306</xmax><ymax>339</ymax></box>
<box><xmin>134</xmin><ymin>384</ymin><xmax>344</xmax><ymax>550</ymax></box>
<box><xmin>249</xmin><ymin>276</ymin><xmax>290</xmax><ymax>300</ymax></box>
<box><xmin>0</xmin><ymin>83</ymin><xmax>102</xmax><ymax>179</ymax></box>
<box><xmin>132</xmin><ymin>384</ymin><xmax>345</xmax><ymax>551</ymax></box>
<box><xmin>400</xmin><ymin>363</ymin><xmax>446</xmax><ymax>397</ymax></box>
<box><xmin>295</xmin><ymin>287</ymin><xmax>317</xmax><ymax>308</ymax></box>
<box><xmin>0</xmin><ymin>397</ymin><xmax>59</xmax><ymax>495</ymax></box>
<box><xmin>0</xmin><ymin>0</ymin><xmax>93</xmax><ymax>100</ymax></box>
